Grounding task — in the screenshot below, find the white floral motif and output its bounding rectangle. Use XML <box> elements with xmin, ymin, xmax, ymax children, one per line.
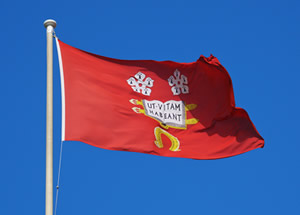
<box><xmin>127</xmin><ymin>72</ymin><xmax>154</xmax><ymax>96</ymax></box>
<box><xmin>168</xmin><ymin>69</ymin><xmax>189</xmax><ymax>95</ymax></box>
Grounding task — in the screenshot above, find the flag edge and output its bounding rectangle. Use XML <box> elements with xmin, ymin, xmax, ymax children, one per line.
<box><xmin>55</xmin><ymin>38</ymin><xmax>66</xmax><ymax>141</ymax></box>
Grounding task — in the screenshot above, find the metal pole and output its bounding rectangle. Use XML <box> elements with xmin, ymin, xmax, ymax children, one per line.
<box><xmin>44</xmin><ymin>19</ymin><xmax>56</xmax><ymax>215</ymax></box>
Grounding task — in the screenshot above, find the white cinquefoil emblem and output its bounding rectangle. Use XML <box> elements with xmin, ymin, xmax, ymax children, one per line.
<box><xmin>127</xmin><ymin>72</ymin><xmax>154</xmax><ymax>96</ymax></box>
<box><xmin>168</xmin><ymin>69</ymin><xmax>189</xmax><ymax>95</ymax></box>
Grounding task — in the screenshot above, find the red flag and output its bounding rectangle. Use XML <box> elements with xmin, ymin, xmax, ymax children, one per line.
<box><xmin>56</xmin><ymin>39</ymin><xmax>264</xmax><ymax>160</ymax></box>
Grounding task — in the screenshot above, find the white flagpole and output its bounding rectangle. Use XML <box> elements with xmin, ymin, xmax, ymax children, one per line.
<box><xmin>44</xmin><ymin>19</ymin><xmax>56</xmax><ymax>215</ymax></box>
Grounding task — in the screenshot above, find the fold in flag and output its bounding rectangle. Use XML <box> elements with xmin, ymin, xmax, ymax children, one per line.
<box><xmin>56</xmin><ymin>39</ymin><xmax>264</xmax><ymax>160</ymax></box>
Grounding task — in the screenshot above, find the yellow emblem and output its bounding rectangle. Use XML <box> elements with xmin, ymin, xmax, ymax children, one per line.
<box><xmin>130</xmin><ymin>99</ymin><xmax>198</xmax><ymax>129</ymax></box>
<box><xmin>130</xmin><ymin>99</ymin><xmax>199</xmax><ymax>151</ymax></box>
<box><xmin>154</xmin><ymin>127</ymin><xmax>180</xmax><ymax>151</ymax></box>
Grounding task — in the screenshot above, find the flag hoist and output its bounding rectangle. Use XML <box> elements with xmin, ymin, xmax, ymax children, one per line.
<box><xmin>44</xmin><ymin>19</ymin><xmax>56</xmax><ymax>215</ymax></box>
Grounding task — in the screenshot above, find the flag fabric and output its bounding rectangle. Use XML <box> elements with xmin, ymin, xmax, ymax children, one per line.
<box><xmin>56</xmin><ymin>38</ymin><xmax>264</xmax><ymax>160</ymax></box>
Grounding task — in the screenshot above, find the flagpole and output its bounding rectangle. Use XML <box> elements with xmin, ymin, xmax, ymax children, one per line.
<box><xmin>44</xmin><ymin>19</ymin><xmax>56</xmax><ymax>215</ymax></box>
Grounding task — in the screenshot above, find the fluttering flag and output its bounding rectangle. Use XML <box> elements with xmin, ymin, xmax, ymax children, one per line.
<box><xmin>56</xmin><ymin>39</ymin><xmax>264</xmax><ymax>160</ymax></box>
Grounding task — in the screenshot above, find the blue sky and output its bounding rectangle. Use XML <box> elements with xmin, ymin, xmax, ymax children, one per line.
<box><xmin>1</xmin><ymin>0</ymin><xmax>300</xmax><ymax>214</ymax></box>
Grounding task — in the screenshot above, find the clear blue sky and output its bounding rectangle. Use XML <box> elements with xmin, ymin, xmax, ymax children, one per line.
<box><xmin>1</xmin><ymin>0</ymin><xmax>300</xmax><ymax>214</ymax></box>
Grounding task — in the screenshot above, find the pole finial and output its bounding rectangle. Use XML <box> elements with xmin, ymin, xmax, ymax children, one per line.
<box><xmin>44</xmin><ymin>19</ymin><xmax>57</xmax><ymax>28</ymax></box>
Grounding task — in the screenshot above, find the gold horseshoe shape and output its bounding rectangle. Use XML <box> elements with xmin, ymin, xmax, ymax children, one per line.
<box><xmin>154</xmin><ymin>127</ymin><xmax>180</xmax><ymax>151</ymax></box>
